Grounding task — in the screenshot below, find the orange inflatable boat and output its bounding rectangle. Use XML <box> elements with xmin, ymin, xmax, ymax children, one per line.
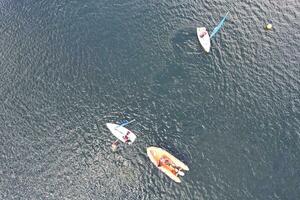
<box><xmin>147</xmin><ymin>147</ymin><xmax>189</xmax><ymax>183</ymax></box>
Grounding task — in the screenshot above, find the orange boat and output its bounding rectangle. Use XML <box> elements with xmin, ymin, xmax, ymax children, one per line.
<box><xmin>147</xmin><ymin>146</ymin><xmax>189</xmax><ymax>183</ymax></box>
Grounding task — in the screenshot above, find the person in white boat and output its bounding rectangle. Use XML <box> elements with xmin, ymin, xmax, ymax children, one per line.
<box><xmin>200</xmin><ymin>30</ymin><xmax>207</xmax><ymax>38</ymax></box>
<box><xmin>111</xmin><ymin>131</ymin><xmax>132</xmax><ymax>151</ymax></box>
<box><xmin>123</xmin><ymin>131</ymin><xmax>131</xmax><ymax>143</ymax></box>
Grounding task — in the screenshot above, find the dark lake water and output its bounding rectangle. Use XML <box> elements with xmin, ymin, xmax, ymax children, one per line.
<box><xmin>0</xmin><ymin>0</ymin><xmax>299</xmax><ymax>199</ymax></box>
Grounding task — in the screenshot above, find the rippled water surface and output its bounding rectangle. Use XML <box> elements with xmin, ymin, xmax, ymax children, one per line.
<box><xmin>0</xmin><ymin>0</ymin><xmax>299</xmax><ymax>199</ymax></box>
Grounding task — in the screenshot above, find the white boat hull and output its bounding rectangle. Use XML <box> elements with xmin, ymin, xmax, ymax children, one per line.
<box><xmin>106</xmin><ymin>123</ymin><xmax>137</xmax><ymax>144</ymax></box>
<box><xmin>197</xmin><ymin>27</ymin><xmax>211</xmax><ymax>53</ymax></box>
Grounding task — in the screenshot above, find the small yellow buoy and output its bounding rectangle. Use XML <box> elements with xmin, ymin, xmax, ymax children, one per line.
<box><xmin>265</xmin><ymin>23</ymin><xmax>272</xmax><ymax>30</ymax></box>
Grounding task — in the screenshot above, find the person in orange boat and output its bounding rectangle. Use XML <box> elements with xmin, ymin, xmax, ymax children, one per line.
<box><xmin>158</xmin><ymin>156</ymin><xmax>177</xmax><ymax>169</ymax></box>
<box><xmin>157</xmin><ymin>156</ymin><xmax>171</xmax><ymax>167</ymax></box>
<box><xmin>158</xmin><ymin>156</ymin><xmax>185</xmax><ymax>176</ymax></box>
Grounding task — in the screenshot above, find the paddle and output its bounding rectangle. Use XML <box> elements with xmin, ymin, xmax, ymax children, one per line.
<box><xmin>210</xmin><ymin>11</ymin><xmax>230</xmax><ymax>38</ymax></box>
<box><xmin>115</xmin><ymin>119</ymin><xmax>136</xmax><ymax>129</ymax></box>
